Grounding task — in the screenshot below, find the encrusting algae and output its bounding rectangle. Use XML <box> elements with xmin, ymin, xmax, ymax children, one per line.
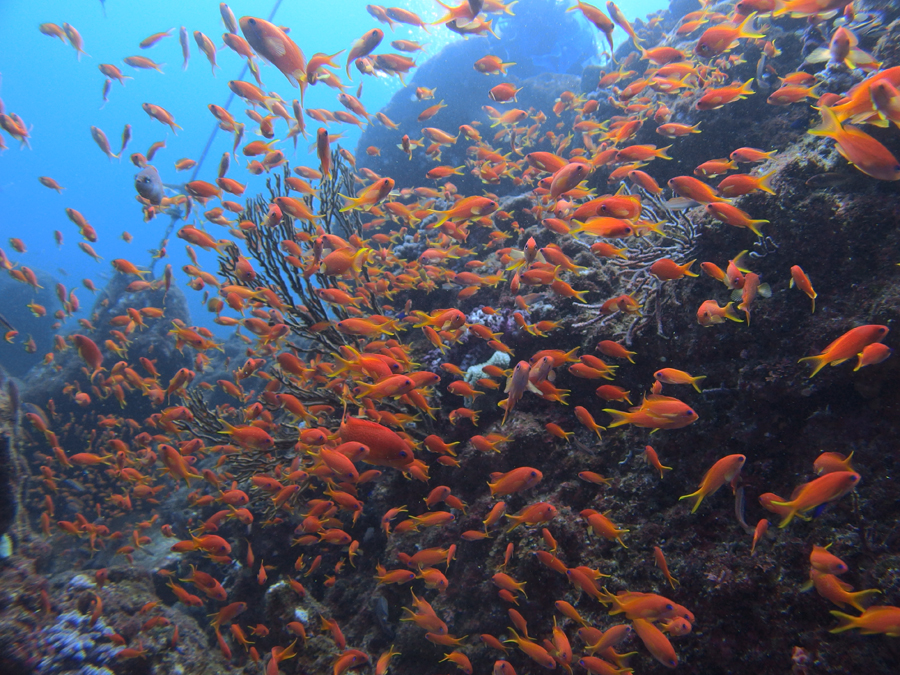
<box><xmin>1</xmin><ymin>0</ymin><xmax>900</xmax><ymax>674</ymax></box>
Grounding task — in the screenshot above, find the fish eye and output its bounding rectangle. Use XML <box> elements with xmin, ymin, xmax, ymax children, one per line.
<box><xmin>399</xmin><ymin>451</ymin><xmax>408</xmax><ymax>458</ymax></box>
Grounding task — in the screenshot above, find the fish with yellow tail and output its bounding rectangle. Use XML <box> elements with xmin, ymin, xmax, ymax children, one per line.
<box><xmin>770</xmin><ymin>471</ymin><xmax>861</xmax><ymax>528</ymax></box>
<box><xmin>679</xmin><ymin>454</ymin><xmax>745</xmax><ymax>513</ymax></box>
<box><xmin>809</xmin><ymin>106</ymin><xmax>900</xmax><ymax>181</ymax></box>
<box><xmin>604</xmin><ymin>394</ymin><xmax>699</xmax><ymax>431</ymax></box>
<box><xmin>798</xmin><ymin>324</ymin><xmax>888</xmax><ymax>377</ymax></box>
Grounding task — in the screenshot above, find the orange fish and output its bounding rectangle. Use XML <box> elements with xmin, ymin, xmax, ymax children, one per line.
<box><xmin>240</xmin><ymin>16</ymin><xmax>307</xmax><ymax>91</ymax></box>
<box><xmin>829</xmin><ymin>606</ymin><xmax>900</xmax><ymax>636</ymax></box>
<box><xmin>696</xmin><ymin>78</ymin><xmax>755</xmax><ymax>110</ymax></box>
<box><xmin>799</xmin><ymin>324</ymin><xmax>889</xmax><ymax>377</ymax></box>
<box><xmin>581</xmin><ymin>509</ymin><xmax>628</xmax><ymax>547</ymax></box>
<box><xmin>810</xmin><ymin>569</ymin><xmax>880</xmax><ymax>613</ymax></box>
<box><xmin>774</xmin><ymin>0</ymin><xmax>853</xmax><ymax>18</ymax></box>
<box><xmin>488</xmin><ymin>467</ymin><xmax>543</xmax><ymax>497</ymax></box>
<box><xmin>649</xmin><ymin>258</ymin><xmax>697</xmax><ymax>280</ymax></box>
<box><xmin>489</xmin><ymin>83</ymin><xmax>522</xmax><ymax>102</ymax></box>
<box><xmin>679</xmin><ymin>454</ymin><xmax>746</xmax><ymax>512</ymax></box>
<box><xmin>505</xmin><ymin>502</ymin><xmax>557</xmax><ymax>532</ymax></box>
<box><xmin>694</xmin><ymin>13</ymin><xmax>763</xmax><ymax>58</ymax></box>
<box><xmin>809</xmin><ymin>105</ymin><xmax>900</xmax><ymax>181</ymax></box>
<box><xmin>346</xmin><ymin>29</ymin><xmax>383</xmax><ymax>79</ymax></box>
<box><xmin>697</xmin><ymin>300</ymin><xmax>742</xmax><ymax>326</ymax></box>
<box><xmin>633</xmin><ymin>617</ymin><xmax>678</xmax><ymax>668</ymax></box>
<box><xmin>474</xmin><ymin>55</ymin><xmax>516</xmax><ymax>75</ymax></box>
<box><xmin>770</xmin><ymin>471</ymin><xmax>861</xmax><ymax>527</ymax></box>
<box><xmin>605</xmin><ymin>395</ymin><xmax>698</xmax><ymax>430</ymax></box>
<box><xmin>789</xmin><ymin>265</ymin><xmax>817</xmax><ymax>312</ymax></box>
<box><xmin>668</xmin><ymin>175</ymin><xmax>726</xmax><ymax>203</ymax></box>
<box><xmin>717</xmin><ymin>171</ymin><xmax>776</xmax><ymax>197</ymax></box>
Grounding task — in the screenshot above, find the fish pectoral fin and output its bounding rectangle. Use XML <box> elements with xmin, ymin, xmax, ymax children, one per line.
<box><xmin>525</xmin><ymin>381</ymin><xmax>542</xmax><ymax>395</ymax></box>
<box><xmin>264</xmin><ymin>36</ymin><xmax>287</xmax><ymax>57</ymax></box>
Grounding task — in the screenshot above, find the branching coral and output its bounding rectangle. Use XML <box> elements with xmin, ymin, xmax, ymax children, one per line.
<box><xmin>572</xmin><ymin>187</ymin><xmax>699</xmax><ymax>344</ymax></box>
<box><xmin>215</xmin><ymin>153</ymin><xmax>378</xmax><ymax>355</ymax></box>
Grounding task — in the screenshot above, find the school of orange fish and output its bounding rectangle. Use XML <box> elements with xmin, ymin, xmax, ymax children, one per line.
<box><xmin>2</xmin><ymin>0</ymin><xmax>900</xmax><ymax>673</ymax></box>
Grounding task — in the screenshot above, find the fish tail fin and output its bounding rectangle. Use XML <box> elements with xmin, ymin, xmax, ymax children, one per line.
<box><xmin>775</xmin><ymin>507</ymin><xmax>798</xmax><ymax>528</ymax></box>
<box><xmin>503</xmin><ymin>514</ymin><xmax>522</xmax><ymax>533</ymax></box>
<box><xmin>596</xmin><ymin>587</ymin><xmax>615</xmax><ymax>606</ymax></box>
<box><xmin>338</xmin><ymin>194</ymin><xmax>361</xmax><ymax>212</ymax></box>
<box><xmin>829</xmin><ymin>610</ymin><xmax>860</xmax><ymax>633</ymax></box>
<box><xmin>757</xmin><ymin>169</ymin><xmax>777</xmax><ymax>195</ymax></box>
<box><xmin>678</xmin><ymin>490</ymin><xmax>703</xmax><ymax>513</ymax></box>
<box><xmin>427</xmin><ymin>211</ymin><xmax>450</xmax><ymax>228</ymax></box>
<box><xmin>722</xmin><ymin>302</ymin><xmax>743</xmax><ymax>323</ymax></box>
<box><xmin>353</xmin><ymin>381</ymin><xmax>375</xmax><ymax>399</ymax></box>
<box><xmin>657</xmin><ymin>145</ymin><xmax>673</xmax><ymax>160</ymax></box>
<box><xmin>748</xmin><ymin>219</ymin><xmax>768</xmax><ymax>237</ymax></box>
<box><xmin>351</xmin><ymin>248</ymin><xmax>372</xmax><ymax>273</ymax></box>
<box><xmin>809</xmin><ymin>106</ymin><xmax>842</xmax><ymax>140</ymax></box>
<box><xmin>218</xmin><ymin>420</ymin><xmax>237</xmax><ymax>435</ymax></box>
<box><xmin>847</xmin><ymin>589</ymin><xmax>881</xmax><ymax>613</ymax></box>
<box><xmin>602</xmin><ymin>408</ymin><xmax>632</xmax><ymax>428</ymax></box>
<box><xmin>640</xmin><ymin>220</ymin><xmax>666</xmax><ymax>236</ymax></box>
<box><xmin>410</xmin><ymin>310</ymin><xmax>433</xmax><ymax>328</ymax></box>
<box><xmin>691</xmin><ymin>375</ymin><xmax>707</xmax><ymax>392</ymax></box>
<box><xmin>737</xmin><ymin>12</ymin><xmax>765</xmax><ymax>40</ymax></box>
<box><xmin>740</xmin><ymin>78</ymin><xmax>755</xmax><ymax>96</ymax></box>
<box><xmin>798</xmin><ymin>353</ymin><xmax>829</xmax><ymax>378</ymax></box>
<box><xmin>571</xmin><ymin>288</ymin><xmax>589</xmax><ymax>303</ymax></box>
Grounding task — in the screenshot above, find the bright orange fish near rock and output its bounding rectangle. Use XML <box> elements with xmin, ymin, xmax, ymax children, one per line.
<box><xmin>799</xmin><ymin>324</ymin><xmax>888</xmax><ymax>377</ymax></box>
<box><xmin>808</xmin><ymin>106</ymin><xmax>900</xmax><ymax>181</ymax></box>
<box><xmin>770</xmin><ymin>471</ymin><xmax>861</xmax><ymax>527</ymax></box>
<box><xmin>339</xmin><ymin>416</ymin><xmax>414</xmax><ymax>469</ymax></box>
<box><xmin>679</xmin><ymin>454</ymin><xmax>746</xmax><ymax>512</ymax></box>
